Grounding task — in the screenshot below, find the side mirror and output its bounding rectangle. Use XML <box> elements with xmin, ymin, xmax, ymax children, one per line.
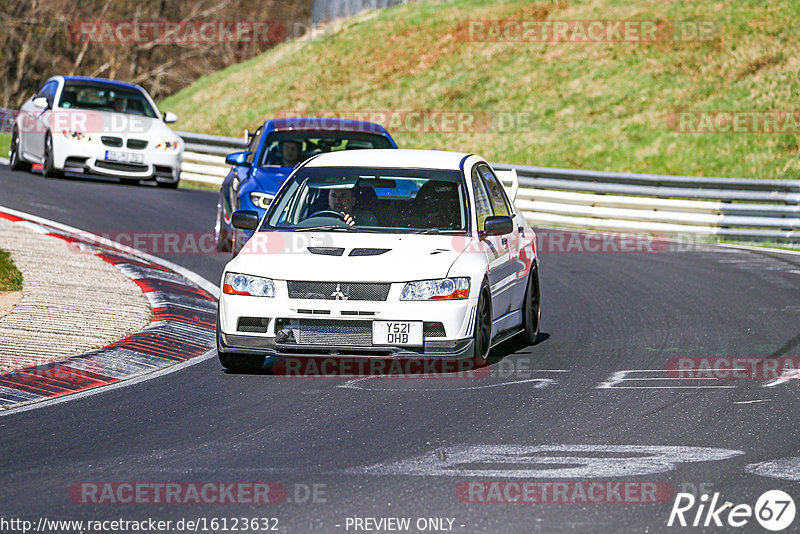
<box><xmin>32</xmin><ymin>97</ymin><xmax>49</xmax><ymax>109</ymax></box>
<box><xmin>231</xmin><ymin>210</ymin><xmax>259</xmax><ymax>231</ymax></box>
<box><xmin>482</xmin><ymin>215</ymin><xmax>513</xmax><ymax>237</ymax></box>
<box><xmin>163</xmin><ymin>111</ymin><xmax>178</xmax><ymax>123</ymax></box>
<box><xmin>225</xmin><ymin>151</ymin><xmax>252</xmax><ymax>167</ymax></box>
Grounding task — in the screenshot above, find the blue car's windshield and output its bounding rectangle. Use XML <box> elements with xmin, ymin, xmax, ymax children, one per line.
<box><xmin>258</xmin><ymin>132</ymin><xmax>394</xmax><ymax>167</ymax></box>
<box><xmin>263</xmin><ymin>167</ymin><xmax>469</xmax><ymax>234</ymax></box>
<box><xmin>58</xmin><ymin>82</ymin><xmax>157</xmax><ymax>118</ymax></box>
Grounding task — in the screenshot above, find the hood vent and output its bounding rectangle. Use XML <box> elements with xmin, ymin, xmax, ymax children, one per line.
<box><xmin>349</xmin><ymin>248</ymin><xmax>390</xmax><ymax>257</ymax></box>
<box><xmin>308</xmin><ymin>247</ymin><xmax>345</xmax><ymax>256</ymax></box>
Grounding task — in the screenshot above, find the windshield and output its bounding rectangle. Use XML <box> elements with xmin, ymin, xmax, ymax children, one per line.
<box><xmin>58</xmin><ymin>82</ymin><xmax>158</xmax><ymax>118</ymax></box>
<box><xmin>258</xmin><ymin>132</ymin><xmax>394</xmax><ymax>167</ymax></box>
<box><xmin>263</xmin><ymin>166</ymin><xmax>469</xmax><ymax>234</ymax></box>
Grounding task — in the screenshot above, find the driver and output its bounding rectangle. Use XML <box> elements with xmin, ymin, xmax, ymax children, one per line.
<box><xmin>281</xmin><ymin>140</ymin><xmax>301</xmax><ymax>167</ymax></box>
<box><xmin>328</xmin><ymin>188</ymin><xmax>378</xmax><ymax>226</ymax></box>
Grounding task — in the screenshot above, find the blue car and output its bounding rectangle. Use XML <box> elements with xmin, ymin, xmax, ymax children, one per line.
<box><xmin>215</xmin><ymin>117</ymin><xmax>397</xmax><ymax>253</ymax></box>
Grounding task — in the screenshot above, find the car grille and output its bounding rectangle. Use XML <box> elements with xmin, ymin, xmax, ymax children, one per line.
<box><xmin>287</xmin><ymin>281</ymin><xmax>390</xmax><ymax>301</ymax></box>
<box><xmin>423</xmin><ymin>322</ymin><xmax>446</xmax><ymax>338</ymax></box>
<box><xmin>274</xmin><ymin>319</ymin><xmax>445</xmax><ymax>346</ymax></box>
<box><xmin>101</xmin><ymin>136</ymin><xmax>123</xmax><ymax>147</ymax></box>
<box><xmin>307</xmin><ymin>247</ymin><xmax>345</xmax><ymax>256</ymax></box>
<box><xmin>276</xmin><ymin>319</ymin><xmax>372</xmax><ymax>346</ymax></box>
<box><xmin>95</xmin><ymin>160</ymin><xmax>148</xmax><ymax>172</ymax></box>
<box><xmin>349</xmin><ymin>248</ymin><xmax>390</xmax><ymax>256</ymax></box>
<box><xmin>127</xmin><ymin>138</ymin><xmax>148</xmax><ymax>149</ymax></box>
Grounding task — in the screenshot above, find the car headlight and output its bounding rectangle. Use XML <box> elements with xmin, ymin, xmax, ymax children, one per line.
<box><xmin>400</xmin><ymin>277</ymin><xmax>470</xmax><ymax>300</ymax></box>
<box><xmin>223</xmin><ymin>272</ymin><xmax>275</xmax><ymax>297</ymax></box>
<box><xmin>62</xmin><ymin>130</ymin><xmax>91</xmax><ymax>142</ymax></box>
<box><xmin>155</xmin><ymin>140</ymin><xmax>180</xmax><ymax>151</ymax></box>
<box><xmin>250</xmin><ymin>192</ymin><xmax>273</xmax><ymax>209</ymax></box>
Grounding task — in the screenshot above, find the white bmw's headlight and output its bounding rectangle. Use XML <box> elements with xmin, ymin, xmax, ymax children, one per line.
<box><xmin>155</xmin><ymin>140</ymin><xmax>180</xmax><ymax>151</ymax></box>
<box><xmin>250</xmin><ymin>192</ymin><xmax>273</xmax><ymax>209</ymax></box>
<box><xmin>400</xmin><ymin>277</ymin><xmax>470</xmax><ymax>300</ymax></box>
<box><xmin>223</xmin><ymin>272</ymin><xmax>275</xmax><ymax>297</ymax></box>
<box><xmin>62</xmin><ymin>130</ymin><xmax>91</xmax><ymax>142</ymax></box>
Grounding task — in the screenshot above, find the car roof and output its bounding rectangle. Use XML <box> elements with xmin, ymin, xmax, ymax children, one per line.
<box><xmin>269</xmin><ymin>117</ymin><xmax>391</xmax><ymax>136</ymax></box>
<box><xmin>304</xmin><ymin>149</ymin><xmax>473</xmax><ymax>171</ymax></box>
<box><xmin>60</xmin><ymin>76</ymin><xmax>144</xmax><ymax>91</ymax></box>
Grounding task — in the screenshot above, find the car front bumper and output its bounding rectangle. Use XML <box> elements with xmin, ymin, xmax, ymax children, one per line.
<box><xmin>218</xmin><ymin>288</ymin><xmax>479</xmax><ymax>359</ymax></box>
<box><xmin>54</xmin><ymin>138</ymin><xmax>182</xmax><ymax>182</ymax></box>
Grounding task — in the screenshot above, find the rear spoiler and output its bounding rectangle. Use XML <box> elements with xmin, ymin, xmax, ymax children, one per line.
<box><xmin>495</xmin><ymin>168</ymin><xmax>519</xmax><ymax>202</ymax></box>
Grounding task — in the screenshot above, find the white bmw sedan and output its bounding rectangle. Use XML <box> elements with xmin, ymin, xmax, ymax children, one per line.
<box><xmin>217</xmin><ymin>149</ymin><xmax>540</xmax><ymax>371</ymax></box>
<box><xmin>9</xmin><ymin>75</ymin><xmax>183</xmax><ymax>187</ymax></box>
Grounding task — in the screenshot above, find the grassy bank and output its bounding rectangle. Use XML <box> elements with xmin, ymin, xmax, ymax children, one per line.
<box><xmin>159</xmin><ymin>0</ymin><xmax>800</xmax><ymax>179</ymax></box>
<box><xmin>0</xmin><ymin>249</ymin><xmax>22</xmax><ymax>292</ymax></box>
<box><xmin>0</xmin><ymin>133</ymin><xmax>10</xmax><ymax>159</ymax></box>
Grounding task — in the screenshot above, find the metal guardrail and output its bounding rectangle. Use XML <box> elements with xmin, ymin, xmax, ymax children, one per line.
<box><xmin>176</xmin><ymin>131</ymin><xmax>800</xmax><ymax>242</ymax></box>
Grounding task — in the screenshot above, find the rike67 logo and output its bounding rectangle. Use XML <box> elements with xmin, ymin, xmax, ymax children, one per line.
<box><xmin>668</xmin><ymin>490</ymin><xmax>795</xmax><ymax>531</ymax></box>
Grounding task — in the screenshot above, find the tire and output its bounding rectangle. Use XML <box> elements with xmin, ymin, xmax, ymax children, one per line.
<box><xmin>157</xmin><ymin>179</ymin><xmax>179</xmax><ymax>189</ymax></box>
<box><xmin>471</xmin><ymin>282</ymin><xmax>492</xmax><ymax>368</ymax></box>
<box><xmin>9</xmin><ymin>129</ymin><xmax>30</xmax><ymax>172</ymax></box>
<box><xmin>41</xmin><ymin>132</ymin><xmax>60</xmax><ymax>178</ymax></box>
<box><xmin>520</xmin><ymin>267</ymin><xmax>541</xmax><ymax>345</ymax></box>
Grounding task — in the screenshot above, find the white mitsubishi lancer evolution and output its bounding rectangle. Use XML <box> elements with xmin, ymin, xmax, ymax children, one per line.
<box><xmin>216</xmin><ymin>149</ymin><xmax>540</xmax><ymax>372</ymax></box>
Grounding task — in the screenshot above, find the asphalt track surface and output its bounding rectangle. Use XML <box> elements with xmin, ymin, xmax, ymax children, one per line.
<box><xmin>1</xmin><ymin>166</ymin><xmax>800</xmax><ymax>533</ymax></box>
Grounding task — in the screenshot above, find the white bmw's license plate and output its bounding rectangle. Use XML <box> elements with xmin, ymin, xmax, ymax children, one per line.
<box><xmin>372</xmin><ymin>321</ymin><xmax>423</xmax><ymax>346</ymax></box>
<box><xmin>105</xmin><ymin>150</ymin><xmax>143</xmax><ymax>164</ymax></box>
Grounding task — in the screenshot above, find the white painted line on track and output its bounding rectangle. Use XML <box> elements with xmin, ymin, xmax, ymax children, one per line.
<box><xmin>597</xmin><ymin>370</ymin><xmax>736</xmax><ymax>389</ymax></box>
<box><xmin>764</xmin><ymin>369</ymin><xmax>800</xmax><ymax>388</ymax></box>
<box><xmin>717</xmin><ymin>243</ymin><xmax>800</xmax><ymax>258</ymax></box>
<box><xmin>337</xmin><ymin>377</ymin><xmax>556</xmax><ymax>391</ymax></box>
<box><xmin>346</xmin><ymin>445</ymin><xmax>744</xmax><ymax>478</ymax></box>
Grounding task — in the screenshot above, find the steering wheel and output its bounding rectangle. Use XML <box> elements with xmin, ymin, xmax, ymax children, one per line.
<box><xmin>308</xmin><ymin>210</ymin><xmax>347</xmax><ymax>221</ymax></box>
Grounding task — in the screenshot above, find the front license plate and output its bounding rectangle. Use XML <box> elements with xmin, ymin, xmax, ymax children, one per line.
<box><xmin>105</xmin><ymin>150</ymin><xmax>143</xmax><ymax>164</ymax></box>
<box><xmin>372</xmin><ymin>321</ymin><xmax>423</xmax><ymax>346</ymax></box>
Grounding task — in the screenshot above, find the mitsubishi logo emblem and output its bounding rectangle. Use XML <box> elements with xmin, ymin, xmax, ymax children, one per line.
<box><xmin>331</xmin><ymin>284</ymin><xmax>349</xmax><ymax>300</ymax></box>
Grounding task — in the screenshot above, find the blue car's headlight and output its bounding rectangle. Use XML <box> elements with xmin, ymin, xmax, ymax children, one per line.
<box><xmin>249</xmin><ymin>192</ymin><xmax>273</xmax><ymax>210</ymax></box>
<box><xmin>223</xmin><ymin>272</ymin><xmax>275</xmax><ymax>297</ymax></box>
<box><xmin>400</xmin><ymin>278</ymin><xmax>470</xmax><ymax>300</ymax></box>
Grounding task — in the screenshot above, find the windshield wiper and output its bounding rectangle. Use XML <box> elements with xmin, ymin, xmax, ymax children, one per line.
<box><xmin>294</xmin><ymin>225</ymin><xmax>360</xmax><ymax>232</ymax></box>
<box><xmin>412</xmin><ymin>229</ymin><xmax>464</xmax><ymax>234</ymax></box>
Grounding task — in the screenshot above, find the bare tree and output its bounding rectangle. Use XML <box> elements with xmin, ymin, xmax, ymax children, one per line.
<box><xmin>0</xmin><ymin>0</ymin><xmax>312</xmax><ymax>109</ymax></box>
